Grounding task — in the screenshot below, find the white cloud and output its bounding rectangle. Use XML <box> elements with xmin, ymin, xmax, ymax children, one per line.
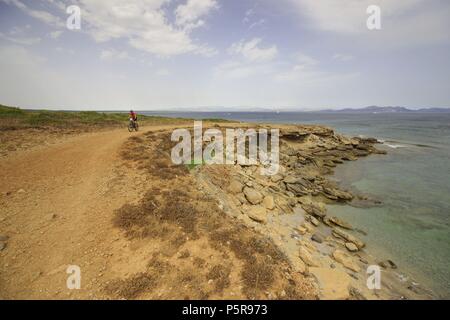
<box><xmin>2</xmin><ymin>0</ymin><xmax>64</xmax><ymax>27</ymax></box>
<box><xmin>175</xmin><ymin>0</ymin><xmax>218</xmax><ymax>28</ymax></box>
<box><xmin>2</xmin><ymin>0</ymin><xmax>218</xmax><ymax>58</ymax></box>
<box><xmin>100</xmin><ymin>49</ymin><xmax>130</xmax><ymax>61</ymax></box>
<box><xmin>216</xmin><ymin>38</ymin><xmax>278</xmax><ymax>79</ymax></box>
<box><xmin>288</xmin><ymin>0</ymin><xmax>450</xmax><ymax>47</ymax></box>
<box><xmin>75</xmin><ymin>0</ymin><xmax>217</xmax><ymax>57</ymax></box>
<box><xmin>228</xmin><ymin>38</ymin><xmax>278</xmax><ymax>63</ymax></box>
<box><xmin>289</xmin><ymin>0</ymin><xmax>422</xmax><ymax>34</ymax></box>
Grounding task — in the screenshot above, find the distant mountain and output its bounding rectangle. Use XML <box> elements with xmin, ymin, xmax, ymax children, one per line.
<box><xmin>141</xmin><ymin>105</ymin><xmax>450</xmax><ymax>113</ymax></box>
<box><xmin>317</xmin><ymin>106</ymin><xmax>450</xmax><ymax>113</ymax></box>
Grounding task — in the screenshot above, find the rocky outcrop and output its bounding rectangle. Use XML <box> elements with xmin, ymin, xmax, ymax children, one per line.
<box><xmin>322</xmin><ymin>186</ymin><xmax>353</xmax><ymax>201</ymax></box>
<box><xmin>199</xmin><ymin>124</ymin><xmax>392</xmax><ymax>299</ymax></box>
<box><xmin>332</xmin><ymin>228</ymin><xmax>365</xmax><ymax>249</ymax></box>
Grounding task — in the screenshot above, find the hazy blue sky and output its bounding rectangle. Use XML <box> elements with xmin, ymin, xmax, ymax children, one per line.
<box><xmin>0</xmin><ymin>0</ymin><xmax>449</xmax><ymax>110</ymax></box>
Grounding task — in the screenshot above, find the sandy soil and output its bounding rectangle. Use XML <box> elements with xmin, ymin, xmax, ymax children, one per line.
<box><xmin>0</xmin><ymin>126</ymin><xmax>171</xmax><ymax>299</ymax></box>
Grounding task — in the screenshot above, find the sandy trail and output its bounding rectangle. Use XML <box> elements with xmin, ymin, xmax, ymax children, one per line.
<box><xmin>0</xmin><ymin>126</ymin><xmax>175</xmax><ymax>299</ymax></box>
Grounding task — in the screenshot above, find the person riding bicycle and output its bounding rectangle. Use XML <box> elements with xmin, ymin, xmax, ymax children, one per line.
<box><xmin>129</xmin><ymin>110</ymin><xmax>137</xmax><ymax>122</ymax></box>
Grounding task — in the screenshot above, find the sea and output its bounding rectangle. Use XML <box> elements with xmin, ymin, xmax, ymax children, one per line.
<box><xmin>143</xmin><ymin>111</ymin><xmax>450</xmax><ymax>298</ymax></box>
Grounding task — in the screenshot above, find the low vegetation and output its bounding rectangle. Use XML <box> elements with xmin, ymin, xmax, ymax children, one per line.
<box><xmin>109</xmin><ymin>131</ymin><xmax>317</xmax><ymax>299</ymax></box>
<box><xmin>0</xmin><ymin>104</ymin><xmax>191</xmax><ymax>131</ymax></box>
<box><xmin>0</xmin><ymin>104</ymin><xmax>233</xmax><ymax>156</ymax></box>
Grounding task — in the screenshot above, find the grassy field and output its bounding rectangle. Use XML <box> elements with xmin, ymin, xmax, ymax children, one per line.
<box><xmin>0</xmin><ymin>104</ymin><xmax>235</xmax><ymax>155</ymax></box>
<box><xmin>0</xmin><ymin>104</ymin><xmax>198</xmax><ymax>131</ymax></box>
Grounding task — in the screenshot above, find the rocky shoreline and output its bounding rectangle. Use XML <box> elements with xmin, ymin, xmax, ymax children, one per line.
<box><xmin>195</xmin><ymin>123</ymin><xmax>435</xmax><ymax>299</ymax></box>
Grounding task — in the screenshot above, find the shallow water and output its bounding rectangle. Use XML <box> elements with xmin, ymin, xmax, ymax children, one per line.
<box><xmin>145</xmin><ymin>111</ymin><xmax>450</xmax><ymax>298</ymax></box>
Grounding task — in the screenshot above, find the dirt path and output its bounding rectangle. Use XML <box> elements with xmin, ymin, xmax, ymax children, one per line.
<box><xmin>0</xmin><ymin>126</ymin><xmax>171</xmax><ymax>299</ymax></box>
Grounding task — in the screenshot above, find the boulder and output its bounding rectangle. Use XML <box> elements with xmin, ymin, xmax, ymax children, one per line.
<box><xmin>286</xmin><ymin>183</ymin><xmax>309</xmax><ymax>196</ymax></box>
<box><xmin>296</xmin><ymin>226</ymin><xmax>307</xmax><ymax>235</ymax></box>
<box><xmin>329</xmin><ymin>216</ymin><xmax>353</xmax><ymax>230</ymax></box>
<box><xmin>299</xmin><ymin>247</ymin><xmax>319</xmax><ymax>267</ymax></box>
<box><xmin>299</xmin><ymin>239</ymin><xmax>317</xmax><ymax>252</ymax></box>
<box><xmin>355</xmin><ymin>143</ymin><xmax>371</xmax><ymax>151</ymax></box>
<box><xmin>231</xmin><ymin>196</ymin><xmax>242</xmax><ymax>207</ymax></box>
<box><xmin>378</xmin><ymin>259</ymin><xmax>397</xmax><ymax>269</ymax></box>
<box><xmin>283</xmin><ymin>176</ymin><xmax>301</xmax><ymax>184</ymax></box>
<box><xmin>302</xmin><ymin>222</ymin><xmax>315</xmax><ymax>233</ymax></box>
<box><xmin>311</xmin><ymin>233</ymin><xmax>324</xmax><ymax>243</ymax></box>
<box><xmin>236</xmin><ymin>194</ymin><xmax>247</xmax><ymax>204</ymax></box>
<box><xmin>332</xmin><ymin>250</ymin><xmax>361</xmax><ymax>272</ymax></box>
<box><xmin>288</xmin><ymin>198</ymin><xmax>297</xmax><ymax>207</ymax></box>
<box><xmin>322</xmin><ymin>217</ymin><xmax>334</xmax><ymax>227</ymax></box>
<box><xmin>243</xmin><ymin>187</ymin><xmax>263</xmax><ymax>205</ymax></box>
<box><xmin>309</xmin><ymin>216</ymin><xmax>320</xmax><ymax>227</ymax></box>
<box><xmin>372</xmin><ymin>148</ymin><xmax>387</xmax><ymax>155</ymax></box>
<box><xmin>345</xmin><ymin>242</ymin><xmax>359</xmax><ymax>252</ymax></box>
<box><xmin>353</xmin><ymin>150</ymin><xmax>369</xmax><ymax>157</ymax></box>
<box><xmin>290</xmin><ymin>256</ymin><xmax>307</xmax><ymax>274</ymax></box>
<box><xmin>245</xmin><ymin>205</ymin><xmax>267</xmax><ymax>224</ymax></box>
<box><xmin>323</xmin><ymin>187</ymin><xmax>353</xmax><ymax>201</ymax></box>
<box><xmin>229</xmin><ymin>180</ymin><xmax>244</xmax><ymax>194</ymax></box>
<box><xmin>332</xmin><ymin>228</ymin><xmax>365</xmax><ymax>249</ymax></box>
<box><xmin>263</xmin><ymin>196</ymin><xmax>275</xmax><ymax>210</ymax></box>
<box><xmin>302</xmin><ymin>203</ymin><xmax>326</xmax><ymax>218</ymax></box>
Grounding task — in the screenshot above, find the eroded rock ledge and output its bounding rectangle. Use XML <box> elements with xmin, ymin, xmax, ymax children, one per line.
<box><xmin>195</xmin><ymin>124</ymin><xmax>433</xmax><ymax>300</ymax></box>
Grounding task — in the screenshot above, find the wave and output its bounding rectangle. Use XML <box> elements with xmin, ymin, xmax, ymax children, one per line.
<box><xmin>384</xmin><ymin>143</ymin><xmax>408</xmax><ymax>149</ymax></box>
<box><xmin>382</xmin><ymin>139</ymin><xmax>439</xmax><ymax>149</ymax></box>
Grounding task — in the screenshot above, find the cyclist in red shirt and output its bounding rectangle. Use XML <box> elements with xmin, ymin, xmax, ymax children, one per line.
<box><xmin>129</xmin><ymin>110</ymin><xmax>137</xmax><ymax>122</ymax></box>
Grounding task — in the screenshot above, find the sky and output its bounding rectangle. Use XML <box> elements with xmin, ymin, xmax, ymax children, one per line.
<box><xmin>0</xmin><ymin>0</ymin><xmax>449</xmax><ymax>111</ymax></box>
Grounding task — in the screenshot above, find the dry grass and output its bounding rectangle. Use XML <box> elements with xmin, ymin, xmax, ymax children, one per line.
<box><xmin>207</xmin><ymin>265</ymin><xmax>231</xmax><ymax>293</ymax></box>
<box><xmin>108</xmin><ymin>130</ymin><xmax>317</xmax><ymax>300</ymax></box>
<box><xmin>106</xmin><ymin>272</ymin><xmax>156</xmax><ymax>299</ymax></box>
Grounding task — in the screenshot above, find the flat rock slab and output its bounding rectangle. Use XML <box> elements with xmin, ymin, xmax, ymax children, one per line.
<box><xmin>243</xmin><ymin>205</ymin><xmax>267</xmax><ymax>224</ymax></box>
<box><xmin>243</xmin><ymin>187</ymin><xmax>263</xmax><ymax>205</ymax></box>
<box><xmin>310</xmin><ymin>267</ymin><xmax>352</xmax><ymax>300</ymax></box>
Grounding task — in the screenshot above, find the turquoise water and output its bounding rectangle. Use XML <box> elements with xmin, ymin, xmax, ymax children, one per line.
<box><xmin>146</xmin><ymin>111</ymin><xmax>450</xmax><ymax>298</ymax></box>
<box><xmin>329</xmin><ymin>147</ymin><xmax>450</xmax><ymax>298</ymax></box>
<box><xmin>322</xmin><ymin>115</ymin><xmax>450</xmax><ymax>299</ymax></box>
